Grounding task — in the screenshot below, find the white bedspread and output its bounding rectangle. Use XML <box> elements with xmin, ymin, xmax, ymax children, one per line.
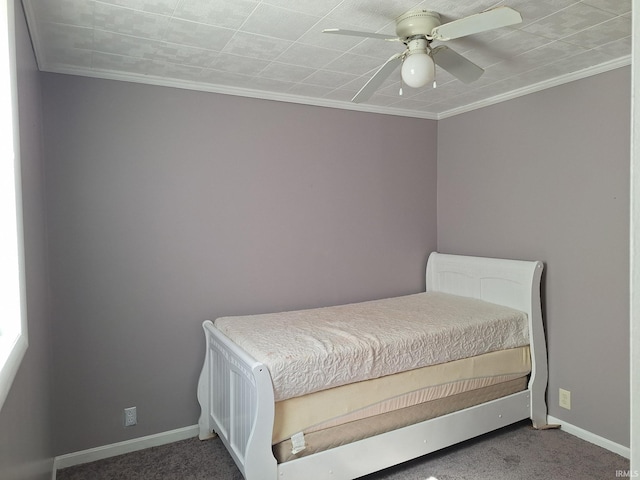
<box><xmin>214</xmin><ymin>292</ymin><xmax>529</xmax><ymax>402</ymax></box>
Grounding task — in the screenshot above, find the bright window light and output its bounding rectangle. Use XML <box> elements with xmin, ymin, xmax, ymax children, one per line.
<box><xmin>0</xmin><ymin>0</ymin><xmax>28</xmax><ymax>412</ymax></box>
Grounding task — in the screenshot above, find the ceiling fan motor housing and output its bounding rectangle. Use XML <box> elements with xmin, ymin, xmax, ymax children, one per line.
<box><xmin>395</xmin><ymin>10</ymin><xmax>441</xmax><ymax>39</ymax></box>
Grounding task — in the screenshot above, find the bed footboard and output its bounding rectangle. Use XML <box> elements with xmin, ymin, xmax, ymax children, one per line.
<box><xmin>197</xmin><ymin>320</ymin><xmax>277</xmax><ymax>480</ymax></box>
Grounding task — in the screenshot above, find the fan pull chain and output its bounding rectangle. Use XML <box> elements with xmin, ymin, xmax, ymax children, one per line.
<box><xmin>432</xmin><ymin>55</ymin><xmax>437</xmax><ymax>88</ymax></box>
<box><xmin>399</xmin><ymin>75</ymin><xmax>404</xmax><ymax>96</ymax></box>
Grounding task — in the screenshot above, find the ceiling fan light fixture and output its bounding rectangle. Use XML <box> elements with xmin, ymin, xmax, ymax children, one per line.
<box><xmin>333</xmin><ymin>6</ymin><xmax>522</xmax><ymax>103</ymax></box>
<box><xmin>401</xmin><ymin>51</ymin><xmax>434</xmax><ymax>88</ymax></box>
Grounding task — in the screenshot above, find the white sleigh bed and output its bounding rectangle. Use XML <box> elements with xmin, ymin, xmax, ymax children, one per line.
<box><xmin>197</xmin><ymin>252</ymin><xmax>549</xmax><ymax>480</ymax></box>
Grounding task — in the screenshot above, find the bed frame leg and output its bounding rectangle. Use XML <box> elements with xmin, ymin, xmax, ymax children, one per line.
<box><xmin>197</xmin><ymin>320</ymin><xmax>216</xmax><ymax>441</ymax></box>
<box><xmin>534</xmin><ymin>422</ymin><xmax>560</xmax><ymax>430</ymax></box>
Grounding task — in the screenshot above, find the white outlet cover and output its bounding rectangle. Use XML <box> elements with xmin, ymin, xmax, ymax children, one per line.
<box><xmin>124</xmin><ymin>406</ymin><xmax>137</xmax><ymax>426</ymax></box>
<box><xmin>559</xmin><ymin>388</ymin><xmax>571</xmax><ymax>410</ymax></box>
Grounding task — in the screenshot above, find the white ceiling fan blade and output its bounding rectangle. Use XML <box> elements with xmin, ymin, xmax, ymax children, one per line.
<box><xmin>432</xmin><ymin>46</ymin><xmax>483</xmax><ymax>84</ymax></box>
<box><xmin>322</xmin><ymin>28</ymin><xmax>399</xmax><ymax>41</ymax></box>
<box><xmin>430</xmin><ymin>6</ymin><xmax>522</xmax><ymax>41</ymax></box>
<box><xmin>352</xmin><ymin>53</ymin><xmax>403</xmax><ymax>103</ymax></box>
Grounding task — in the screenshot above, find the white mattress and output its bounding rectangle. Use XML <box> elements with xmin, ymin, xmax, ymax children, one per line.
<box><xmin>214</xmin><ymin>292</ymin><xmax>529</xmax><ymax>402</ymax></box>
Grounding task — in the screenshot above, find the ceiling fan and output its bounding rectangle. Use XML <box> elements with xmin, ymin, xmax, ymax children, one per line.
<box><xmin>323</xmin><ymin>6</ymin><xmax>523</xmax><ymax>103</ymax></box>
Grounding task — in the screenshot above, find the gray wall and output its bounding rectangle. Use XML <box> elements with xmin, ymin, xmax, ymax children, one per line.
<box><xmin>10</xmin><ymin>31</ymin><xmax>629</xmax><ymax>461</ymax></box>
<box><xmin>0</xmin><ymin>1</ymin><xmax>53</xmax><ymax>479</ymax></box>
<box><xmin>41</xmin><ymin>75</ymin><xmax>438</xmax><ymax>454</ymax></box>
<box><xmin>438</xmin><ymin>67</ymin><xmax>630</xmax><ymax>447</ymax></box>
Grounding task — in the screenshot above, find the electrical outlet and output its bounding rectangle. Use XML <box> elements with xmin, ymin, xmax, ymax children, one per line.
<box><xmin>124</xmin><ymin>406</ymin><xmax>137</xmax><ymax>427</ymax></box>
<box><xmin>559</xmin><ymin>388</ymin><xmax>571</xmax><ymax>410</ymax></box>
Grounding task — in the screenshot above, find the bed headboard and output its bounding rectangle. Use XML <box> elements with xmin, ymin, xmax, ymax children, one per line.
<box><xmin>425</xmin><ymin>252</ymin><xmax>543</xmax><ymax>316</ymax></box>
<box><xmin>426</xmin><ymin>252</ymin><xmax>548</xmax><ymax>427</ymax></box>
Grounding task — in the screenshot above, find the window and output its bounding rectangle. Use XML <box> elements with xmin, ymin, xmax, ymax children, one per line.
<box><xmin>0</xmin><ymin>0</ymin><xmax>27</xmax><ymax>412</ymax></box>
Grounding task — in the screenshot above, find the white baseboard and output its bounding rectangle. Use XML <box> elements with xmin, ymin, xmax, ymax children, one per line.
<box><xmin>52</xmin><ymin>424</ymin><xmax>200</xmax><ymax>479</ymax></box>
<box><xmin>547</xmin><ymin>415</ymin><xmax>630</xmax><ymax>459</ymax></box>
<box><xmin>51</xmin><ymin>417</ymin><xmax>629</xmax><ymax>480</ymax></box>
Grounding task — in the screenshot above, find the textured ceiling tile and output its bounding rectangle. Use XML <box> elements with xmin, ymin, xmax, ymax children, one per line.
<box><xmin>450</xmin><ymin>30</ymin><xmax>542</xmax><ymax>75</ymax></box>
<box><xmin>389</xmin><ymin>96</ymin><xmax>434</xmax><ymax>111</ymax></box>
<box><xmin>304</xmin><ymin>69</ymin><xmax>360</xmax><ymax>89</ymax></box>
<box><xmin>363</xmin><ymin>77</ymin><xmax>403</xmax><ymax>97</ymax></box>
<box><xmin>322</xmin><ymin>88</ymin><xmax>358</xmax><ymax>103</ymax></box>
<box><xmin>325</xmin><ymin>0</ymin><xmax>423</xmax><ymax>30</ymax></box>
<box><xmin>146</xmin><ymin>43</ymin><xmax>220</xmax><ymax>68</ymax></box>
<box><xmin>359</xmin><ymin>92</ymin><xmax>402</xmax><ymax>107</ymax></box>
<box><xmin>410</xmin><ymin>82</ymin><xmax>465</xmax><ymax>103</ymax></box>
<box><xmin>581</xmin><ymin>0</ymin><xmax>632</xmax><ymax>16</ymax></box>
<box><xmin>297</xmin><ymin>18</ymin><xmax>374</xmax><ymax>50</ymax></box>
<box><xmin>162</xmin><ymin>63</ymin><xmax>203</xmax><ymax>82</ymax></box>
<box><xmin>324</xmin><ymin>52</ymin><xmax>387</xmax><ymax>77</ymax></box>
<box><xmin>431</xmin><ymin>69</ymin><xmax>461</xmax><ymax>87</ymax></box>
<box><xmin>400</xmin><ymin>87</ymin><xmax>441</xmax><ymax>105</ymax></box>
<box><xmin>458</xmin><ymin>46</ymin><xmax>507</xmax><ymax>71</ymax></box>
<box><xmin>94</xmin><ymin>30</ymin><xmax>163</xmax><ymax>58</ymax></box>
<box><xmin>209</xmin><ymin>53</ymin><xmax>271</xmax><ymax>76</ymax></box>
<box><xmin>506</xmin><ymin>0</ymin><xmax>579</xmax><ymax>27</ymax></box>
<box><xmin>275</xmin><ymin>43</ymin><xmax>338</xmax><ymax>69</ymax></box>
<box><xmin>484</xmin><ymin>29</ymin><xmax>557</xmax><ymax>59</ymax></box>
<box><xmin>172</xmin><ymin>0</ymin><xmax>259</xmax><ymax>29</ymax></box>
<box><xmin>164</xmin><ymin>18</ymin><xmax>235</xmax><ymax>50</ymax></box>
<box><xmin>377</xmin><ymin>81</ymin><xmax>411</xmax><ymax>98</ymax></box>
<box><xmin>520</xmin><ymin>65</ymin><xmax>570</xmax><ymax>85</ymax></box>
<box><xmin>222</xmin><ymin>32</ymin><xmax>292</xmax><ymax>61</ymax></box>
<box><xmin>94</xmin><ymin>2</ymin><xmax>170</xmax><ymax>40</ymax></box>
<box><xmin>259</xmin><ymin>62</ymin><xmax>317</xmax><ymax>83</ymax></box>
<box><xmin>468</xmin><ymin>40</ymin><xmax>584</xmax><ymax>88</ymax></box>
<box><xmin>44</xmin><ymin>47</ymin><xmax>93</xmax><ymax>70</ymax></box>
<box><xmin>511</xmin><ymin>40</ymin><xmax>587</xmax><ymax>69</ymax></box>
<box><xmin>339</xmin><ymin>74</ymin><xmax>371</xmax><ymax>93</ymax></box>
<box><xmin>246</xmin><ymin>75</ymin><xmax>297</xmax><ymax>93</ymax></box>
<box><xmin>198</xmin><ymin>68</ymin><xmax>250</xmax><ymax>86</ymax></box>
<box><xmin>522</xmin><ymin>2</ymin><xmax>615</xmax><ymax>41</ymax></box>
<box><xmin>98</xmin><ymin>0</ymin><xmax>180</xmax><ymax>15</ymax></box>
<box><xmin>560</xmin><ymin>15</ymin><xmax>631</xmax><ymax>49</ymax></box>
<box><xmin>348</xmin><ymin>38</ymin><xmax>401</xmax><ymax>60</ymax></box>
<box><xmin>593</xmin><ymin>35</ymin><xmax>632</xmax><ymax>58</ymax></box>
<box><xmin>476</xmin><ymin>75</ymin><xmax>536</xmax><ymax>97</ymax></box>
<box><xmin>287</xmin><ymin>83</ymin><xmax>335</xmax><ymax>97</ymax></box>
<box><xmin>39</xmin><ymin>22</ymin><xmax>94</xmax><ymax>51</ymax></box>
<box><xmin>467</xmin><ymin>40</ymin><xmax>587</xmax><ymax>88</ymax></box>
<box><xmin>239</xmin><ymin>3</ymin><xmax>321</xmax><ymax>41</ymax></box>
<box><xmin>540</xmin><ymin>48</ymin><xmax>616</xmax><ymax>75</ymax></box>
<box><xmin>477</xmin><ymin>60</ymin><xmax>538</xmax><ymax>87</ymax></box>
<box><xmin>263</xmin><ymin>0</ymin><xmax>343</xmax><ymax>17</ymax></box>
<box><xmin>31</xmin><ymin>0</ymin><xmax>94</xmax><ymax>28</ymax></box>
<box><xmin>91</xmin><ymin>51</ymin><xmax>167</xmax><ymax>76</ymax></box>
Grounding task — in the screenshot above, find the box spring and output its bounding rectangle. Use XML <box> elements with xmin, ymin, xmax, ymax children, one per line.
<box><xmin>273</xmin><ymin>376</ymin><xmax>527</xmax><ymax>463</ymax></box>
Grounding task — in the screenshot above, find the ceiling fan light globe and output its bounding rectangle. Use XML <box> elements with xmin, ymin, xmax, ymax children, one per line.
<box><xmin>401</xmin><ymin>53</ymin><xmax>434</xmax><ymax>88</ymax></box>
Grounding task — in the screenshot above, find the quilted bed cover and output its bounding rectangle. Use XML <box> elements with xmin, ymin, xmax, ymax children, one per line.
<box><xmin>214</xmin><ymin>292</ymin><xmax>529</xmax><ymax>402</ymax></box>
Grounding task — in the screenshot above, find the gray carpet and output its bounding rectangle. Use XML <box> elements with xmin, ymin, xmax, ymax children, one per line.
<box><xmin>56</xmin><ymin>421</ymin><xmax>629</xmax><ymax>480</ymax></box>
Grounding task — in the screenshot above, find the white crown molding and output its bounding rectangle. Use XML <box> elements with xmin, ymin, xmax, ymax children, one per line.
<box><xmin>20</xmin><ymin>0</ymin><xmax>46</xmax><ymax>72</ymax></box>
<box><xmin>40</xmin><ymin>55</ymin><xmax>630</xmax><ymax>121</ymax></box>
<box><xmin>437</xmin><ymin>56</ymin><xmax>632</xmax><ymax>119</ymax></box>
<box><xmin>40</xmin><ymin>63</ymin><xmax>439</xmax><ymax>120</ymax></box>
